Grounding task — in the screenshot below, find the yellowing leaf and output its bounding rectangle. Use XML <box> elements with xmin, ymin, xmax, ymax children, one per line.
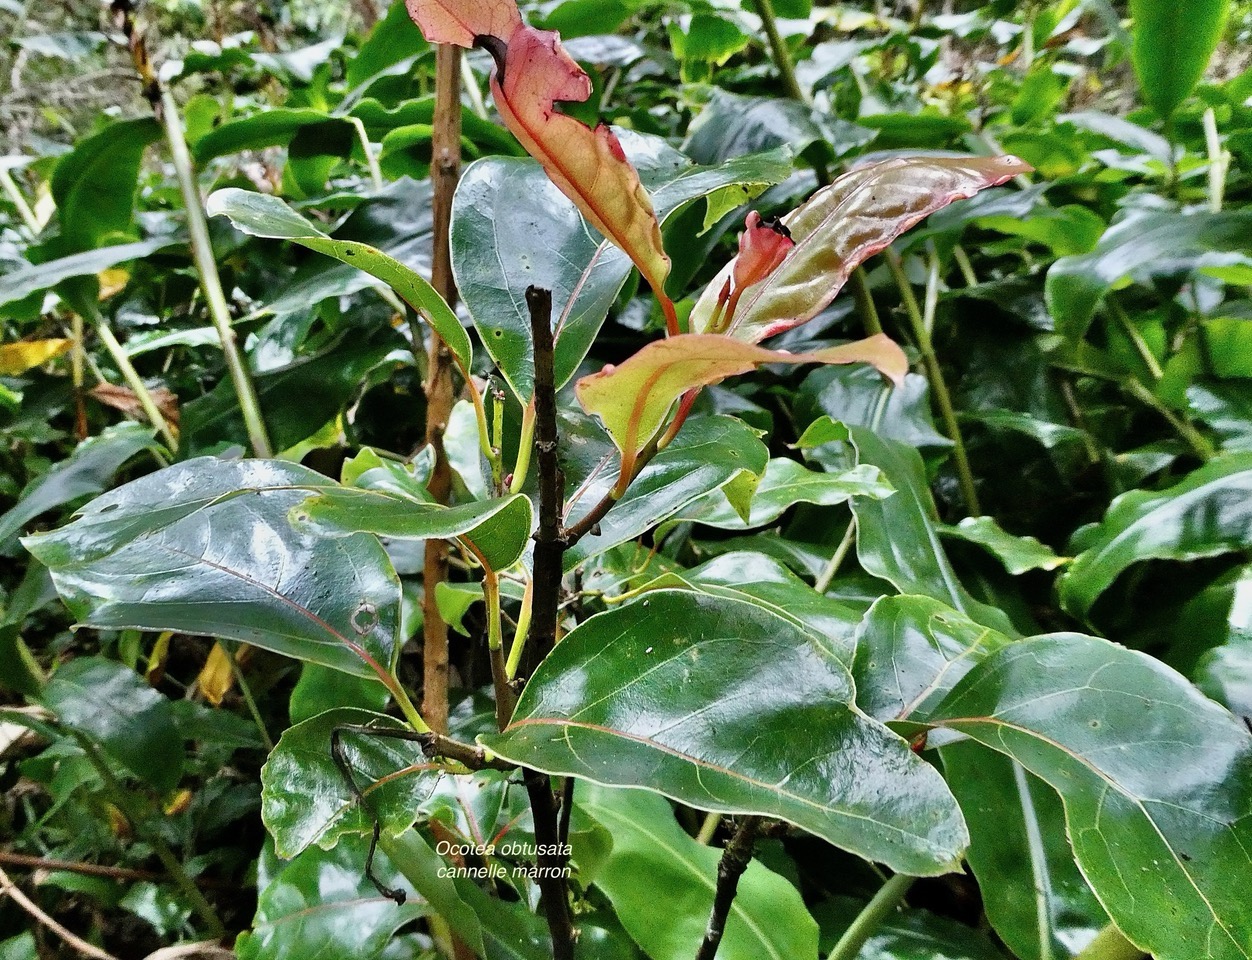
<box><xmin>198</xmin><ymin>641</ymin><xmax>237</xmax><ymax>707</ymax></box>
<box><xmin>576</xmin><ymin>333</ymin><xmax>907</xmax><ymax>456</ymax></box>
<box><xmin>690</xmin><ymin>155</ymin><xmax>1032</xmax><ymax>343</ymax></box>
<box><xmin>404</xmin><ymin>0</ymin><xmax>521</xmax><ymax>48</ymax></box>
<box><xmin>0</xmin><ymin>338</ymin><xmax>72</xmax><ymax>375</ymax></box>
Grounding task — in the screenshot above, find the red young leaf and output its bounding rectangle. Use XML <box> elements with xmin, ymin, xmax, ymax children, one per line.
<box><xmin>403</xmin><ymin>0</ymin><xmax>521</xmax><ymax>49</ymax></box>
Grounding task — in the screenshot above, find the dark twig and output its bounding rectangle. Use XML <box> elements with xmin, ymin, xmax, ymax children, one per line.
<box><xmin>523</xmin><ymin>285</ymin><xmax>577</xmax><ymax>960</ymax></box>
<box><xmin>0</xmin><ymin>851</ymin><xmax>229</xmax><ymax>889</ymax></box>
<box><xmin>694</xmin><ymin>816</ymin><xmax>762</xmax><ymax>960</ymax></box>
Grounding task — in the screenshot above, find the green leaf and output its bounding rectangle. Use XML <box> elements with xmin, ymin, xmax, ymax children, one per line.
<box><xmin>24</xmin><ymin>459</ymin><xmax>402</xmax><ymax>681</ymax></box>
<box><xmin>669</xmin><ymin>458</ymin><xmax>893</xmax><ymax>531</ymax></box>
<box><xmin>689</xmin><ymin>156</ymin><xmax>1030</xmax><ymax>343</ymax></box>
<box><xmin>563</xmin><ymin>415</ymin><xmax>769</xmax><ymax>570</ymax></box>
<box><xmin>451</xmin><ymin>138</ymin><xmax>792</xmax><ymax>400</ymax></box>
<box><xmin>941</xmin><ymin>744</ymin><xmax>1108</xmax><ymax>960</ymax></box>
<box><xmin>41</xmin><ymin>656</ymin><xmax>184</xmax><ymax>792</ymax></box>
<box><xmin>939</xmin><ymin>517</ymin><xmax>1067</xmax><ymax>575</ymax></box>
<box><xmin>235</xmin><ymin>836</ymin><xmax>426</xmax><ymax>960</ymax></box>
<box><xmin>924</xmin><ymin>633</ymin><xmax>1252</xmax><ymax>960</ymax></box>
<box><xmin>668</xmin><ymin>13</ymin><xmax>750</xmax><ymax>67</ymax></box>
<box><xmin>0</xmin><ymin>239</ymin><xmax>176</xmax><ymax>308</ymax></box>
<box><xmin>1046</xmin><ymin>208</ymin><xmax>1252</xmax><ymax>340</ymax></box>
<box><xmin>192</xmin><ymin>109</ymin><xmax>353</xmax><ymax>165</ymax></box>
<box><xmin>206</xmin><ymin>188</ymin><xmax>472</xmax><ymax>372</ymax></box>
<box><xmin>485</xmin><ymin>590</ymin><xmax>969</xmax><ymax>875</ymax></box>
<box><xmin>299</xmin><ymin>491</ymin><xmax>533</xmax><ymax>573</ymax></box>
<box><xmin>1131</xmin><ymin>0</ymin><xmax>1230</xmax><ymax>118</ymax></box>
<box><xmin>579</xmin><ymin>785</ymin><xmax>819</xmax><ymax>960</ymax></box>
<box><xmin>262</xmin><ymin>707</ymin><xmax>433</xmax><ymax>858</ymax></box>
<box><xmin>1058</xmin><ymin>454</ymin><xmax>1252</xmax><ymax>621</ymax></box>
<box><xmin>0</xmin><ymin>423</ymin><xmax>158</xmax><ymax>549</ymax></box>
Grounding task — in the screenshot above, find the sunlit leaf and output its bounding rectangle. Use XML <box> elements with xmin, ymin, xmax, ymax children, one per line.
<box><xmin>0</xmin><ymin>339</ymin><xmax>72</xmax><ymax>375</ymax></box>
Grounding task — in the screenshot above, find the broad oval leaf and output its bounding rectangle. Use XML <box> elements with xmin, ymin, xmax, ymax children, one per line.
<box><xmin>24</xmin><ymin>458</ymin><xmax>402</xmax><ymax>681</ymax></box>
<box><xmin>923</xmin><ymin>633</ymin><xmax>1252</xmax><ymax>960</ymax></box>
<box><xmin>1058</xmin><ymin>453</ymin><xmax>1252</xmax><ymax>621</ymax></box>
<box><xmin>576</xmin><ymin>333</ymin><xmax>906</xmax><ymax>457</ymax></box>
<box><xmin>206</xmin><ymin>188</ymin><xmax>472</xmax><ymax>373</ymax></box>
<box><xmin>484</xmin><ymin>590</ymin><xmax>970</xmax><ymax>876</ymax></box>
<box><xmin>1131</xmin><ymin>0</ymin><xmax>1230</xmax><ymax>119</ymax></box>
<box><xmin>299</xmin><ymin>490</ymin><xmax>534</xmax><ymax>572</ymax></box>
<box><xmin>689</xmin><ymin>155</ymin><xmax>1030</xmax><ymax>343</ymax></box>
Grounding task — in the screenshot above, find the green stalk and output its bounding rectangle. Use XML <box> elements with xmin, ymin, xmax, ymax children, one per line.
<box><xmin>1203</xmin><ymin>107</ymin><xmax>1229</xmax><ymax>214</ymax></box>
<box><xmin>224</xmin><ymin>645</ymin><xmax>274</xmax><ymax>752</ymax></box>
<box><xmin>80</xmin><ymin>301</ymin><xmax>179</xmax><ymax>451</ymax></box>
<box><xmin>747</xmin><ymin>0</ymin><xmax>808</xmax><ymax>103</ymax></box>
<box><xmin>159</xmin><ymin>88</ymin><xmax>272</xmax><ymax>458</ymax></box>
<box><xmin>885</xmin><ymin>249</ymin><xmax>981</xmax><ymax>515</ymax></box>
<box><xmin>815</xmin><ymin>519</ymin><xmax>856</xmax><ymax>594</ymax></box>
<box><xmin>348</xmin><ymin>116</ymin><xmax>385</xmax><ymax>192</ymax></box>
<box><xmin>695</xmin><ymin>811</ymin><xmax>722</xmax><ymax>845</ymax></box>
<box><xmin>509</xmin><ymin>400</ymin><xmax>537</xmax><ymax>493</ymax></box>
<box><xmin>1125</xmin><ymin>379</ymin><xmax>1215</xmax><ymax>461</ymax></box>
<box><xmin>1108</xmin><ymin>301</ymin><xmax>1164</xmax><ymax>381</ymax></box>
<box><xmin>850</xmin><ymin>268</ymin><xmax>883</xmax><ymax>336</ymax></box>
<box><xmin>0</xmin><ymin>167</ymin><xmax>40</xmax><ymax>235</ymax></box>
<box><xmin>825</xmin><ymin>873</ymin><xmax>915</xmax><ymax>960</ymax></box>
<box><xmin>1073</xmin><ymin>925</ymin><xmax>1147</xmax><ymax>960</ymax></box>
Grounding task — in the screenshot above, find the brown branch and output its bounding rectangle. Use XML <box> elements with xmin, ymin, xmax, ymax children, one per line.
<box><xmin>694</xmin><ymin>816</ymin><xmax>762</xmax><ymax>960</ymax></box>
<box><xmin>0</xmin><ymin>851</ymin><xmax>228</xmax><ymax>889</ymax></box>
<box><xmin>421</xmin><ymin>43</ymin><xmax>464</xmax><ymax>736</ymax></box>
<box><xmin>0</xmin><ymin>865</ymin><xmax>121</xmax><ymax>960</ymax></box>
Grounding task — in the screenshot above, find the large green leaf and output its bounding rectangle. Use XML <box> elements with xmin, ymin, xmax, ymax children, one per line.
<box><xmin>206</xmin><ymin>188</ymin><xmax>472</xmax><ymax>371</ymax></box>
<box><xmin>299</xmin><ymin>491</ymin><xmax>533</xmax><ymax>573</ymax></box>
<box><xmin>41</xmin><ymin>656</ymin><xmax>184</xmax><ymax>792</ymax></box>
<box><xmin>24</xmin><ymin>459</ymin><xmax>402</xmax><ymax>681</ymax></box>
<box><xmin>451</xmin><ymin>136</ymin><xmax>792</xmax><ymax>400</ymax></box>
<box><xmin>923</xmin><ymin>634</ymin><xmax>1252</xmax><ymax>960</ymax></box>
<box><xmin>0</xmin><ymin>423</ymin><xmax>158</xmax><ymax>549</ymax></box>
<box><xmin>579</xmin><ymin>785</ymin><xmax>819</xmax><ymax>960</ymax></box>
<box><xmin>562</xmin><ymin>415</ymin><xmax>769</xmax><ymax>570</ymax></box>
<box><xmin>485</xmin><ymin>590</ymin><xmax>969</xmax><ymax>875</ymax></box>
<box><xmin>1046</xmin><ymin>208</ymin><xmax>1252</xmax><ymax>340</ymax></box>
<box><xmin>1130</xmin><ymin>0</ymin><xmax>1229</xmax><ymax>118</ymax></box>
<box><xmin>1058</xmin><ymin>454</ymin><xmax>1252</xmax><ymax>621</ymax></box>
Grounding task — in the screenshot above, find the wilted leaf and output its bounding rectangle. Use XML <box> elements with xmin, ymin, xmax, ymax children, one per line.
<box><xmin>90</xmin><ymin>383</ymin><xmax>181</xmax><ymax>427</ymax></box>
<box><xmin>576</xmin><ymin>333</ymin><xmax>906</xmax><ymax>456</ymax></box>
<box><xmin>0</xmin><ymin>339</ymin><xmax>72</xmax><ymax>375</ymax></box>
<box><xmin>403</xmin><ymin>0</ymin><xmax>520</xmax><ymax>48</ymax></box>
<box><xmin>689</xmin><ymin>155</ymin><xmax>1030</xmax><ymax>343</ymax></box>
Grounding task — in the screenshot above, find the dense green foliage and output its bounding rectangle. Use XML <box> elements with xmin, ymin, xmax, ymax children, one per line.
<box><xmin>3</xmin><ymin>2</ymin><xmax>1252</xmax><ymax>959</ymax></box>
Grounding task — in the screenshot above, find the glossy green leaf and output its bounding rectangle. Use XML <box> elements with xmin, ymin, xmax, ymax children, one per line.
<box><xmin>41</xmin><ymin>656</ymin><xmax>184</xmax><ymax>792</ymax></box>
<box><xmin>24</xmin><ymin>459</ymin><xmax>402</xmax><ymax>681</ymax></box>
<box><xmin>207</xmin><ymin>188</ymin><xmax>472</xmax><ymax>372</ymax></box>
<box><xmin>0</xmin><ymin>423</ymin><xmax>158</xmax><ymax>549</ymax></box>
<box><xmin>451</xmin><ymin>138</ymin><xmax>792</xmax><ymax>400</ymax></box>
<box><xmin>0</xmin><ymin>239</ymin><xmax>176</xmax><ymax>307</ymax></box>
<box><xmin>670</xmin><ymin>458</ymin><xmax>893</xmax><ymax>531</ymax></box>
<box><xmin>924</xmin><ymin>633</ymin><xmax>1252</xmax><ymax>960</ymax></box>
<box><xmin>942</xmin><ymin>744</ymin><xmax>1108</xmax><ymax>960</ymax></box>
<box><xmin>1059</xmin><ymin>454</ymin><xmax>1252</xmax><ymax>621</ymax></box>
<box><xmin>1046</xmin><ymin>208</ymin><xmax>1252</xmax><ymax>340</ymax></box>
<box><xmin>485</xmin><ymin>590</ymin><xmax>969</xmax><ymax>875</ymax></box>
<box><xmin>192</xmin><ymin>109</ymin><xmax>353</xmax><ymax>165</ymax></box>
<box><xmin>235</xmin><ymin>836</ymin><xmax>426</xmax><ymax>960</ymax></box>
<box><xmin>579</xmin><ymin>784</ymin><xmax>819</xmax><ymax>960</ymax></box>
<box><xmin>689</xmin><ymin>155</ymin><xmax>1030</xmax><ymax>343</ymax></box>
<box><xmin>820</xmin><ymin>898</ymin><xmax>1009</xmax><ymax>960</ymax></box>
<box><xmin>1131</xmin><ymin>0</ymin><xmax>1229</xmax><ymax>118</ymax></box>
<box><xmin>563</xmin><ymin>415</ymin><xmax>769</xmax><ymax>570</ymax></box>
<box><xmin>939</xmin><ymin>517</ymin><xmax>1068</xmax><ymax>575</ymax></box>
<box><xmin>262</xmin><ymin>707</ymin><xmax>433</xmax><ymax>858</ymax></box>
<box><xmin>299</xmin><ymin>490</ymin><xmax>533</xmax><ymax>572</ymax></box>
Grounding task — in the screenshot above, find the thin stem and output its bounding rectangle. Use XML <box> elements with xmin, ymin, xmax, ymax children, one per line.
<box><xmin>348</xmin><ymin>115</ymin><xmax>385</xmax><ymax>192</ymax></box>
<box><xmin>0</xmin><ymin>167</ymin><xmax>40</xmax><ymax>234</ymax></box>
<box><xmin>695</xmin><ymin>812</ymin><xmax>722</xmax><ymax>845</ymax></box>
<box><xmin>815</xmin><ymin>519</ymin><xmax>856</xmax><ymax>594</ymax></box>
<box><xmin>482</xmin><ymin>567</ymin><xmax>515</xmax><ymax>729</ymax></box>
<box><xmin>224</xmin><ymin>644</ymin><xmax>274</xmax><ymax>752</ymax></box>
<box><xmin>1203</xmin><ymin>107</ymin><xmax>1229</xmax><ymax>214</ymax></box>
<box><xmin>491</xmin><ymin>387</ymin><xmax>506</xmax><ymax>493</ymax></box>
<box><xmin>159</xmin><ymin>88</ymin><xmax>271</xmax><ymax>458</ymax></box>
<box><xmin>1108</xmin><ymin>301</ymin><xmax>1164</xmax><ymax>381</ymax></box>
<box><xmin>1124</xmin><ymin>379</ymin><xmax>1215</xmax><ymax>461</ymax></box>
<box><xmin>922</xmin><ymin>244</ymin><xmax>940</xmax><ymax>337</ymax></box>
<box><xmin>510</xmin><ymin>399</ymin><xmax>537</xmax><ymax>493</ymax></box>
<box><xmin>886</xmin><ymin>248</ymin><xmax>981</xmax><ymax>516</ymax></box>
<box><xmin>1073</xmin><ymin>925</ymin><xmax>1147</xmax><ymax>960</ymax></box>
<box><xmin>505</xmin><ymin>573</ymin><xmax>535</xmax><ymax>680</ymax></box>
<box><xmin>850</xmin><ymin>267</ymin><xmax>883</xmax><ymax>336</ymax></box>
<box><xmin>747</xmin><ymin>0</ymin><xmax>807</xmax><ymax>103</ymax></box>
<box><xmin>825</xmin><ymin>873</ymin><xmax>915</xmax><ymax>960</ymax></box>
<box><xmin>952</xmin><ymin>245</ymin><xmax>978</xmax><ymax>287</ymax></box>
<box><xmin>0</xmin><ymin>865</ymin><xmax>120</xmax><ymax>960</ymax></box>
<box><xmin>694</xmin><ymin>816</ymin><xmax>762</xmax><ymax>960</ymax></box>
<box><xmin>82</xmin><ymin>304</ymin><xmax>179</xmax><ymax>451</ymax></box>
<box><xmin>0</xmin><ymin>851</ymin><xmax>227</xmax><ymax>888</ymax></box>
<box><xmin>460</xmin><ymin>55</ymin><xmax>489</xmax><ymax>119</ymax></box>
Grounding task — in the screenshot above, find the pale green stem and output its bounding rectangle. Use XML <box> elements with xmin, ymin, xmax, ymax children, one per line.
<box><xmin>491</xmin><ymin>388</ymin><xmax>506</xmax><ymax>493</ymax></box>
<box><xmin>82</xmin><ymin>303</ymin><xmax>179</xmax><ymax>451</ymax></box>
<box><xmin>0</xmin><ymin>168</ymin><xmax>40</xmax><ymax>234</ymax></box>
<box><xmin>825</xmin><ymin>873</ymin><xmax>915</xmax><ymax>960</ymax></box>
<box><xmin>509</xmin><ymin>400</ymin><xmax>537</xmax><ymax>493</ymax></box>
<box><xmin>815</xmin><ymin>519</ymin><xmax>856</xmax><ymax>594</ymax></box>
<box><xmin>922</xmin><ymin>244</ymin><xmax>940</xmax><ymax>337</ymax></box>
<box><xmin>1108</xmin><ymin>301</ymin><xmax>1164</xmax><ymax>381</ymax></box>
<box><xmin>1125</xmin><ymin>379</ymin><xmax>1215</xmax><ymax>461</ymax></box>
<box><xmin>850</xmin><ymin>268</ymin><xmax>883</xmax><ymax>336</ymax></box>
<box><xmin>695</xmin><ymin>812</ymin><xmax>722</xmax><ymax>845</ymax></box>
<box><xmin>1073</xmin><ymin>925</ymin><xmax>1147</xmax><ymax>960</ymax></box>
<box><xmin>460</xmin><ymin>56</ymin><xmax>488</xmax><ymax>120</ymax></box>
<box><xmin>1203</xmin><ymin>107</ymin><xmax>1229</xmax><ymax>214</ymax></box>
<box><xmin>886</xmin><ymin>248</ymin><xmax>981</xmax><ymax>515</ymax></box>
<box><xmin>953</xmin><ymin>246</ymin><xmax>978</xmax><ymax>287</ymax></box>
<box><xmin>747</xmin><ymin>0</ymin><xmax>808</xmax><ymax>104</ymax></box>
<box><xmin>224</xmin><ymin>645</ymin><xmax>274</xmax><ymax>752</ymax></box>
<box><xmin>505</xmin><ymin>574</ymin><xmax>534</xmax><ymax>680</ymax></box>
<box><xmin>160</xmin><ymin>87</ymin><xmax>271</xmax><ymax>458</ymax></box>
<box><xmin>484</xmin><ymin>568</ymin><xmax>503</xmax><ymax>652</ymax></box>
<box><xmin>348</xmin><ymin>115</ymin><xmax>385</xmax><ymax>192</ymax></box>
